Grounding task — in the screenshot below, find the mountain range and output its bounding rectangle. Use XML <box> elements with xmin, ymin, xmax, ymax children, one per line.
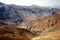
<box><xmin>0</xmin><ymin>2</ymin><xmax>60</xmax><ymax>40</ymax></box>
<box><xmin>0</xmin><ymin>2</ymin><xmax>60</xmax><ymax>26</ymax></box>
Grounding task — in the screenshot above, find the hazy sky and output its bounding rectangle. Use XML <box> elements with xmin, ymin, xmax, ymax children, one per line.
<box><xmin>0</xmin><ymin>0</ymin><xmax>60</xmax><ymax>6</ymax></box>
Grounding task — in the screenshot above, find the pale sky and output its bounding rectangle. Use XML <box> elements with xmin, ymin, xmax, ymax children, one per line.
<box><xmin>0</xmin><ymin>0</ymin><xmax>60</xmax><ymax>7</ymax></box>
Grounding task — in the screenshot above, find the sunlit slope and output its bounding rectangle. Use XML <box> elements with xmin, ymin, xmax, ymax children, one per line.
<box><xmin>32</xmin><ymin>27</ymin><xmax>60</xmax><ymax>40</ymax></box>
<box><xmin>32</xmin><ymin>11</ymin><xmax>60</xmax><ymax>40</ymax></box>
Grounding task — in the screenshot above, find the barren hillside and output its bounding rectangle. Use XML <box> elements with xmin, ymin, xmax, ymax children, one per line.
<box><xmin>31</xmin><ymin>11</ymin><xmax>60</xmax><ymax>40</ymax></box>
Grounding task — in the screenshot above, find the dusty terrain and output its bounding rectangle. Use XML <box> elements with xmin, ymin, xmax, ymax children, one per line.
<box><xmin>0</xmin><ymin>25</ymin><xmax>32</xmax><ymax>40</ymax></box>
<box><xmin>31</xmin><ymin>11</ymin><xmax>60</xmax><ymax>40</ymax></box>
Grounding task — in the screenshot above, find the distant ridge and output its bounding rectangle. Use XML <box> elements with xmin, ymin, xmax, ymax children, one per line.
<box><xmin>0</xmin><ymin>2</ymin><xmax>59</xmax><ymax>26</ymax></box>
<box><xmin>0</xmin><ymin>2</ymin><xmax>4</xmax><ymax>4</ymax></box>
